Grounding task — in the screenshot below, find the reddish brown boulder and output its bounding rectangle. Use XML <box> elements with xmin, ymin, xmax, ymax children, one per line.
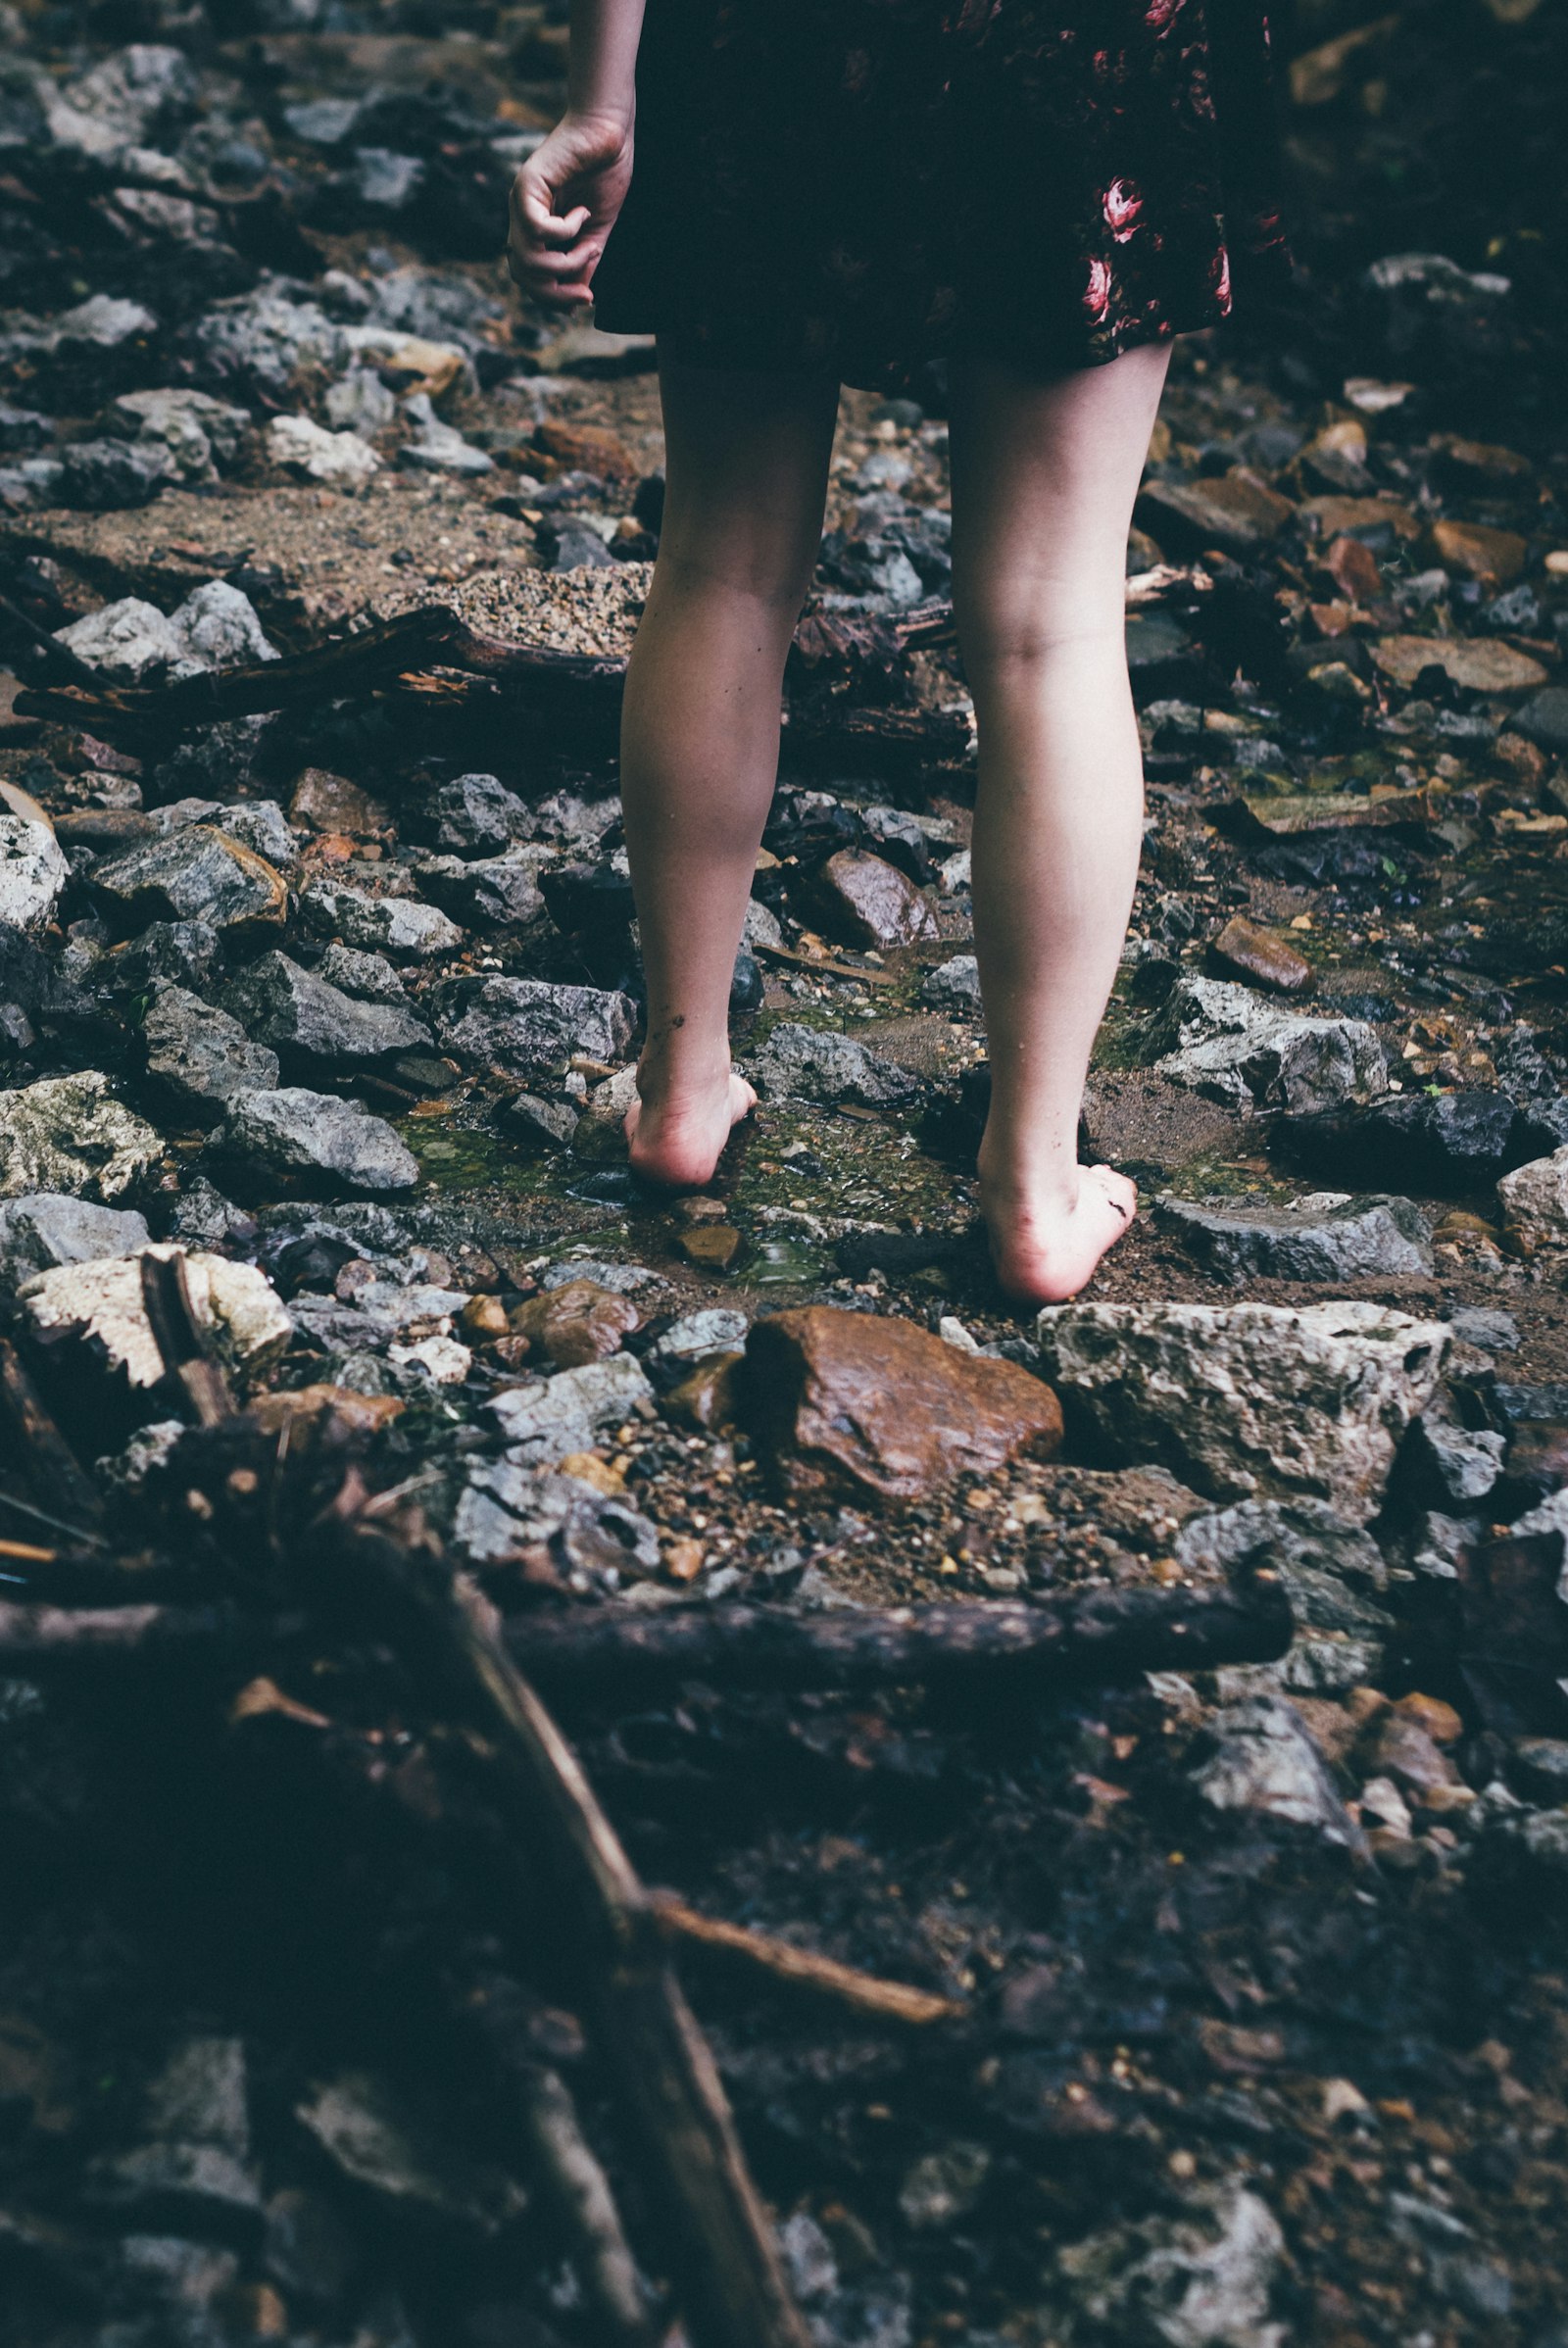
<box><xmin>511</xmin><ymin>1280</ymin><xmax>639</xmax><ymax>1369</ymax></box>
<box><xmin>531</xmin><ymin>418</ymin><xmax>639</xmax><ymax>482</ymax></box>
<box><xmin>813</xmin><ymin>850</ymin><xmax>939</xmax><ymax>949</ymax></box>
<box><xmin>1212</xmin><ymin>915</ymin><xmax>1312</xmax><ymax>996</ymax></box>
<box><xmin>739</xmin><ymin>1305</ymin><xmax>1062</xmax><ymax>1502</ymax></box>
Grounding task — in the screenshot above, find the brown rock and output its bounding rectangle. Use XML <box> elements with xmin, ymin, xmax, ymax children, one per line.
<box><xmin>1392</xmin><ymin>1690</ymin><xmax>1464</xmax><ymax>1745</ymax></box>
<box><xmin>531</xmin><ymin>418</ymin><xmax>639</xmax><ymax>482</ymax></box>
<box><xmin>1428</xmin><ymin>518</ymin><xmax>1529</xmax><ymax>584</ymax></box>
<box><xmin>739</xmin><ymin>1305</ymin><xmax>1063</xmax><ymax>1503</ymax></box>
<box><xmin>813</xmin><ymin>849</ymin><xmax>939</xmax><ymax>949</ymax></box>
<box><xmin>1297</xmin><ymin>495</ymin><xmax>1420</xmax><ymax>543</ymax></box>
<box><xmin>1324</xmin><ymin>533</ymin><xmax>1386</xmax><ymax>606</ymax></box>
<box><xmin>510</xmin><ymin>1279</ymin><xmax>639</xmax><ymax>1368</ymax></box>
<box><xmin>1235</xmin><ymin>784</ymin><xmax>1430</xmax><ymax>836</ymax></box>
<box><xmin>460</xmin><ymin>1295</ymin><xmax>512</xmax><ymax>1342</ymax></box>
<box><xmin>1136</xmin><ymin>472</ymin><xmax>1296</xmax><ymax>556</ymax></box>
<box><xmin>679</xmin><ymin>1224</ymin><xmax>743</xmax><ymax>1273</ymax></box>
<box><xmin>1370</xmin><ymin>633</ymin><xmax>1545</xmax><ymax>694</ymax></box>
<box><xmin>1367</xmin><ymin>1713</ymin><xmax>1459</xmax><ymax>1794</ymax></box>
<box><xmin>662</xmin><ymin>1352</ymin><xmax>743</xmax><ymax>1432</ymax></box>
<box><xmin>1431</xmin><ymin>434</ymin><xmax>1533</xmax><ymax>488</ymax></box>
<box><xmin>249</xmin><ymin>1385</ymin><xmax>405</xmax><ymax>1436</ymax></box>
<box><xmin>290</xmin><ymin>767</ymin><xmax>389</xmax><ymax>838</ymax></box>
<box><xmin>1212</xmin><ymin>914</ymin><xmax>1313</xmax><ymax>994</ymax></box>
<box><xmin>664</xmin><ymin>1536</ymin><xmax>706</xmax><ymax>1582</ymax></box>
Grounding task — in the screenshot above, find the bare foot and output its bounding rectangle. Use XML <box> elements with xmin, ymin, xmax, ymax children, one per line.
<box><xmin>625</xmin><ymin>1067</ymin><xmax>757</xmax><ymax>1188</ymax></box>
<box><xmin>979</xmin><ymin>1162</ymin><xmax>1138</xmax><ymax>1306</ymax></box>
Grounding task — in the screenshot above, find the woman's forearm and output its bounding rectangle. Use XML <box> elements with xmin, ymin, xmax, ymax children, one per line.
<box><xmin>568</xmin><ymin>0</ymin><xmax>647</xmax><ymax>123</ymax></box>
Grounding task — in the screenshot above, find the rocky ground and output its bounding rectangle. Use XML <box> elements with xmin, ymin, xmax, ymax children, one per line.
<box><xmin>4</xmin><ymin>2</ymin><xmax>1568</xmax><ymax>2345</ymax></box>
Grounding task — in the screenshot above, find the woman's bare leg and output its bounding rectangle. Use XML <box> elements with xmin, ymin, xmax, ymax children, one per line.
<box><xmin>620</xmin><ymin>351</ymin><xmax>840</xmax><ymax>1186</ymax></box>
<box><xmin>947</xmin><ymin>340</ymin><xmax>1172</xmax><ymax>1303</ymax></box>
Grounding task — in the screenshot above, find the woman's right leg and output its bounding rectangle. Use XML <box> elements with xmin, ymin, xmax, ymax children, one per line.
<box><xmin>620</xmin><ymin>350</ymin><xmax>840</xmax><ymax>1186</ymax></box>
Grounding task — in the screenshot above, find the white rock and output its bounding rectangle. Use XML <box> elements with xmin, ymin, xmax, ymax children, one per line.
<box><xmin>324</xmin><ymin>367</ymin><xmax>396</xmax><ymax>435</ymax></box>
<box><xmin>1498</xmin><ymin>1146</ymin><xmax>1568</xmax><ymax>1252</ymax></box>
<box><xmin>55</xmin><ymin>597</ymin><xmax>187</xmax><ymax>684</ymax></box>
<box><xmin>489</xmin><ymin>1354</ymin><xmax>654</xmax><ymax>1467</ymax></box>
<box><xmin>387</xmin><ymin>1334</ymin><xmax>471</xmax><ymax>1386</ymax></box>
<box><xmin>1036</xmin><ymin>1298</ymin><xmax>1449</xmax><ymax>1524</ymax></box>
<box><xmin>0</xmin><ymin>811</ymin><xmax>68</xmax><ymax>935</ymax></box>
<box><xmin>0</xmin><ymin>1072</ymin><xmax>161</xmax><ymax>1202</ymax></box>
<box><xmin>265</xmin><ymin>414</ymin><xmax>380</xmax><ymax>483</ymax></box>
<box><xmin>1058</xmin><ymin>2180</ymin><xmax>1287</xmax><ymax>2348</ymax></box>
<box><xmin>170</xmin><ymin>580</ymin><xmax>278</xmax><ymax>669</ymax></box>
<box><xmin>21</xmin><ymin>1246</ymin><xmax>291</xmax><ymax>1388</ymax></box>
<box><xmin>1142</xmin><ymin>974</ymin><xmax>1388</xmax><ymax>1117</ymax></box>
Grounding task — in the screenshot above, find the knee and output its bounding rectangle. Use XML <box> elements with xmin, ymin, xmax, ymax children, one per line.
<box><xmin>954</xmin><ymin>597</ymin><xmax>1128</xmax><ymax>680</ymax></box>
<box><xmin>653</xmin><ymin>537</ymin><xmax>818</xmax><ymax>620</ymax></box>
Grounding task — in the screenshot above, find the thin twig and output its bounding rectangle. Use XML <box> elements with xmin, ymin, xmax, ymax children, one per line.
<box><xmin>650</xmin><ymin>1894</ymin><xmax>964</xmax><ymax>2027</ymax></box>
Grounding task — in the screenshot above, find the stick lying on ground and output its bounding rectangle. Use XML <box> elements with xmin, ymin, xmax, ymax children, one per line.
<box><xmin>650</xmin><ymin>1893</ymin><xmax>963</xmax><ymax>2027</ymax></box>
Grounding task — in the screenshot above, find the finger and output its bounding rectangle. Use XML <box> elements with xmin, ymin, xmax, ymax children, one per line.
<box><xmin>514</xmin><ymin>173</ymin><xmax>591</xmax><ymax>244</ymax></box>
<box><xmin>511</xmin><ymin>238</ymin><xmax>597</xmax><ymax>279</ymax></box>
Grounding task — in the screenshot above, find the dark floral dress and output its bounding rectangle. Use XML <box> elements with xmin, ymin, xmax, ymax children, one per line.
<box><xmin>590</xmin><ymin>0</ymin><xmax>1295</xmax><ymax>394</ymax></box>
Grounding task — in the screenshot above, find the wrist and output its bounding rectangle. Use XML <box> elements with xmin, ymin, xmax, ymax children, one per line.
<box><xmin>564</xmin><ymin>96</ymin><xmax>634</xmax><ymax>143</ymax></box>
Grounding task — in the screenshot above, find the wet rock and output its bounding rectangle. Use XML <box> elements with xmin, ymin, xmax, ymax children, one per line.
<box><xmin>21</xmin><ymin>1246</ymin><xmax>291</xmax><ymax>1389</ymax></box>
<box><xmin>436</xmin><ymin>977</ymin><xmax>635</xmax><ymax>1081</ymax></box>
<box><xmin>450</xmin><ymin>1460</ymin><xmax>661</xmax><ymax>1580</ymax></box>
<box><xmin>221</xmin><ymin>952</ymin><xmax>432</xmax><ymax>1080</ymax></box>
<box><xmin>1192</xmin><ymin>1697</ymin><xmax>1360</xmax><ymax>1847</ymax></box>
<box><xmin>0</xmin><ymin>1072</ymin><xmax>160</xmax><ymax>1201</ymax></box>
<box><xmin>920</xmin><ymin>954</ymin><xmax>982</xmax><ymax>1010</ymax></box>
<box><xmin>1036</xmin><ymin>1299</ymin><xmax>1449</xmax><ymax>1522</ymax></box>
<box><xmin>1057</xmin><ymin>2178</ymin><xmax>1288</xmax><ymax>2345</ymax></box>
<box><xmin>142</xmin><ymin>984</ymin><xmax>280</xmax><ymax>1122</ymax></box>
<box><xmin>205</xmin><ymin>1089</ymin><xmax>419</xmax><ymax>1197</ymax></box>
<box><xmin>1142</xmin><ymin>976</ymin><xmax>1387</xmax><ymax>1115</ymax></box>
<box><xmin>1136</xmin><ymin>470</ymin><xmax>1295</xmax><ymax>555</ymax></box>
<box><xmin>299</xmin><ymin>882</ymin><xmax>463</xmax><ymax>960</ymax></box>
<box><xmin>811</xmin><ymin>849</ymin><xmax>940</xmax><ymax>949</ymax></box>
<box><xmin>416</xmin><ymin>850</ymin><xmax>549</xmax><ymax>929</ymax></box>
<box><xmin>430</xmin><ymin>773</ymin><xmax>532</xmax><ymax>856</ymax></box>
<box><xmin>510</xmin><ymin>1280</ymin><xmax>639</xmax><ymax>1369</ymax></box>
<box><xmin>501</xmin><ymin>1092</ymin><xmax>579</xmax><ymax>1152</ymax></box>
<box><xmin>747</xmin><ymin>1021</ymin><xmax>920</xmax><ymax>1108</ymax></box>
<box><xmin>0</xmin><ymin>1192</ymin><xmax>150</xmax><ymax>1289</ymax></box>
<box><xmin>0</xmin><ymin>808</ymin><xmax>68</xmax><ymax>935</ymax></box>
<box><xmin>1153</xmin><ymin>1192</ymin><xmax>1433</xmax><ymax>1282</ymax></box>
<box><xmin>489</xmin><ymin>1353</ymin><xmax>654</xmax><ymax>1467</ymax></box>
<box><xmin>738</xmin><ymin>1304</ymin><xmax>1062</xmax><ymax>1503</ymax></box>
<box><xmin>1211</xmin><ymin>915</ymin><xmax>1312</xmax><ymax>995</ymax></box>
<box><xmin>294</xmin><ymin>2074</ymin><xmax>526</xmax><ymax>2237</ymax></box>
<box><xmin>1498</xmin><ymin>1147</ymin><xmax>1568</xmax><ymax>1253</ymax></box>
<box><xmin>89</xmin><ymin>827</ymin><xmax>288</xmax><ymax>941</ymax></box>
<box><xmin>1282</xmin><ymin>1089</ymin><xmax>1520</xmax><ymax>1192</ymax></box>
<box><xmin>264</xmin><ymin>414</ymin><xmax>380</xmax><ymax>483</ymax></box>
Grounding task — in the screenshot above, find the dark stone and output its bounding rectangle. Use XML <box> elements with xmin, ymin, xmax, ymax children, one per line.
<box><xmin>536</xmin><ymin>517</ymin><xmax>616</xmax><ymax>569</ymax></box>
<box><xmin>1153</xmin><ymin>1191</ymin><xmax>1434</xmax><ymax>1282</ymax></box>
<box><xmin>1280</xmin><ymin>1090</ymin><xmax>1521</xmax><ymax>1192</ymax></box>
<box><xmin>221</xmin><ymin>952</ymin><xmax>432</xmax><ymax>1080</ymax></box>
<box><xmin>1509</xmin><ymin>688</ymin><xmax>1568</xmax><ymax>758</ymax></box>
<box><xmin>58</xmin><ymin>435</ymin><xmax>174</xmax><ymax>510</ymax></box>
<box><xmin>430</xmin><ymin>772</ymin><xmax>531</xmax><ymax>856</ymax></box>
<box><xmin>142</xmin><ymin>983</ymin><xmax>281</xmax><ymax>1122</ymax></box>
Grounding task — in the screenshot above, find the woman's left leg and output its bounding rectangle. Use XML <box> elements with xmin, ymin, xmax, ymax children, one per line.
<box><xmin>620</xmin><ymin>349</ymin><xmax>841</xmax><ymax>1186</ymax></box>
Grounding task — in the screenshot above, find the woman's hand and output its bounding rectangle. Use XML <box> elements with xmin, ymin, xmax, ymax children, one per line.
<box><xmin>508</xmin><ymin>110</ymin><xmax>634</xmax><ymax>311</ymax></box>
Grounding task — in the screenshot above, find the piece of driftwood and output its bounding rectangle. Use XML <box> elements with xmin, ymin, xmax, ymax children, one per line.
<box><xmin>509</xmin><ymin>1580</ymin><xmax>1294</xmax><ymax>1700</ymax></box>
<box><xmin>0</xmin><ymin>1600</ymin><xmax>241</xmax><ymax>1656</ymax></box>
<box><xmin>333</xmin><ymin>1496</ymin><xmax>811</xmax><ymax>2348</ymax></box>
<box><xmin>140</xmin><ymin>1249</ymin><xmax>235</xmax><ymax>1430</ymax></box>
<box><xmin>651</xmin><ymin>1892</ymin><xmax>963</xmax><ymax>2028</ymax></box>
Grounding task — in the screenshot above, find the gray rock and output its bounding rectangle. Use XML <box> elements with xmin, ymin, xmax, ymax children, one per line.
<box><xmin>1152</xmin><ymin>1191</ymin><xmax>1433</xmax><ymax>1282</ymax></box>
<box><xmin>155</xmin><ymin>798</ymin><xmax>298</xmax><ymax>871</ymax></box>
<box><xmin>109</xmin><ymin>387</ymin><xmax>250</xmax><ymax>481</ymax></box>
<box><xmin>1142</xmin><ymin>975</ymin><xmax>1388</xmax><ymax>1116</ymax></box>
<box><xmin>650</xmin><ymin>1307</ymin><xmax>750</xmax><ymax>1369</ymax></box>
<box><xmin>1193</xmin><ymin>1697</ymin><xmax>1361</xmax><ymax>1847</ymax></box>
<box><xmin>101</xmin><ymin>918</ymin><xmax>220</xmax><ymax>999</ymax></box>
<box><xmin>147</xmin><ymin>2038</ymin><xmax>250</xmax><ymax>2161</ymax></box>
<box><xmin>747</xmin><ymin>1020</ymin><xmax>921</xmax><ymax>1107</ymax></box>
<box><xmin>55</xmin><ymin>596</ymin><xmax>187</xmax><ymax>684</ymax></box>
<box><xmin>0</xmin><ymin>404</ymin><xmax>53</xmax><ymax>452</ymax></box>
<box><xmin>45</xmin><ymin>43</ymin><xmax>198</xmax><ymax>158</ymax></box>
<box><xmin>317</xmin><ymin>944</ymin><xmax>408</xmax><ymax>1003</ymax></box>
<box><xmin>90</xmin><ymin>826</ymin><xmax>287</xmax><ymax>939</ymax></box>
<box><xmin>1498</xmin><ymin>1146</ymin><xmax>1568</xmax><ymax>1251</ymax></box>
<box><xmin>182</xmin><ymin>289</ymin><xmax>346</xmax><ymax>398</ymax></box>
<box><xmin>169</xmin><ymin>1174</ymin><xmax>256</xmax><ymax>1250</ymax></box>
<box><xmin>0</xmin><ymin>810</ymin><xmax>69</xmax><ymax>935</ymax></box>
<box><xmin>397</xmin><ymin>421</ymin><xmax>493</xmax><ymax>477</ymax></box>
<box><xmin>168</xmin><ymin>580</ymin><xmax>278</xmax><ymax>672</ymax></box>
<box><xmin>416</xmin><ymin>850</ymin><xmax>549</xmax><ymax>929</ymax></box>
<box><xmin>920</xmin><ymin>954</ymin><xmax>982</xmax><ymax>1011</ymax></box>
<box><xmin>1177</xmin><ymin>1497</ymin><xmax>1392</xmax><ymax>1694</ymax></box>
<box><xmin>489</xmin><ymin>1353</ymin><xmax>654</xmax><ymax>1467</ymax></box>
<box><xmin>1036</xmin><ymin>1299</ymin><xmax>1449</xmax><ymax>1524</ymax></box>
<box><xmin>501</xmin><ymin>1092</ymin><xmax>579</xmax><ymax>1151</ymax></box>
<box><xmin>299</xmin><ymin>881</ymin><xmax>463</xmax><ymax>959</ymax></box>
<box><xmin>86</xmin><ymin>2140</ymin><xmax>263</xmax><ymax>2235</ymax></box>
<box><xmin>1509</xmin><ymin>686</ymin><xmax>1568</xmax><ymax>757</ymax></box>
<box><xmin>431</xmin><ymin>773</ymin><xmax>533</xmax><ymax>856</ymax></box>
<box><xmin>58</xmin><ymin>434</ymin><xmax>175</xmax><ymax>509</ymax></box>
<box><xmin>294</xmin><ymin>2073</ymin><xmax>525</xmax><ymax>2237</ymax></box>
<box><xmin>220</xmin><ymin>951</ymin><xmax>431</xmax><ymax>1079</ymax></box>
<box><xmin>324</xmin><ymin>367</ymin><xmax>396</xmax><ymax>436</ymax></box>
<box><xmin>1057</xmin><ymin>2180</ymin><xmax>1287</xmax><ymax>2347</ymax></box>
<box><xmin>352</xmin><ymin>146</ymin><xmax>426</xmax><ymax>214</ymax></box>
<box><xmin>450</xmin><ymin>1460</ymin><xmax>661</xmax><ymax>1580</ymax></box>
<box><xmin>437</xmin><ymin>976</ymin><xmax>635</xmax><ymax>1080</ymax></box>
<box><xmin>539</xmin><ymin>1258</ymin><xmax>658</xmax><ymax>1294</ymax></box>
<box><xmin>206</xmin><ymin>1088</ymin><xmax>419</xmax><ymax>1196</ymax></box>
<box><xmin>0</xmin><ymin>1192</ymin><xmax>151</xmax><ymax>1290</ymax></box>
<box><xmin>1406</xmin><ymin>1411</ymin><xmax>1505</xmax><ymax>1506</ymax></box>
<box><xmin>1448</xmin><ymin>1305</ymin><xmax>1519</xmax><ymax>1351</ymax></box>
<box><xmin>742</xmin><ymin>897</ymin><xmax>784</xmax><ymax>952</ymax></box>
<box><xmin>0</xmin><ymin>456</ymin><xmax>65</xmax><ymax>508</ymax></box>
<box><xmin>287</xmin><ymin>1280</ymin><xmax>469</xmax><ymax>1355</ymax></box>
<box><xmin>0</xmin><ymin>1072</ymin><xmax>160</xmax><ymax>1202</ymax></box>
<box><xmin>142</xmin><ymin>983</ymin><xmax>280</xmax><ymax>1121</ymax></box>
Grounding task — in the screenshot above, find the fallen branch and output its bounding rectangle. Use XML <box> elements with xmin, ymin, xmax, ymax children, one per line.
<box><xmin>0</xmin><ymin>1600</ymin><xmax>241</xmax><ymax>1657</ymax></box>
<box><xmin>651</xmin><ymin>1892</ymin><xmax>963</xmax><ymax>2028</ymax></box>
<box><xmin>140</xmin><ymin>1249</ymin><xmax>235</xmax><ymax>1429</ymax></box>
<box><xmin>334</xmin><ymin>1499</ymin><xmax>811</xmax><ymax>2348</ymax></box>
<box><xmin>509</xmin><ymin>1579</ymin><xmax>1295</xmax><ymax>1700</ymax></box>
<box><xmin>0</xmin><ymin>1338</ymin><xmax>105</xmax><ymax>1536</ymax></box>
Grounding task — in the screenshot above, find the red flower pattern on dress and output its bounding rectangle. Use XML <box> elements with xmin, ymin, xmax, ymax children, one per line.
<box><xmin>593</xmin><ymin>0</ymin><xmax>1296</xmax><ymax>395</ymax></box>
